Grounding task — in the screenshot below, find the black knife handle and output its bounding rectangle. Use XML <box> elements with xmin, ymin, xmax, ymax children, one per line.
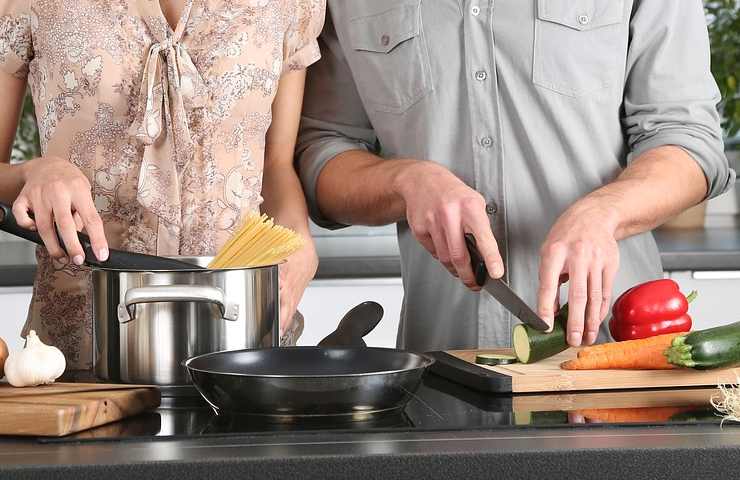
<box><xmin>464</xmin><ymin>234</ymin><xmax>488</xmax><ymax>287</ymax></box>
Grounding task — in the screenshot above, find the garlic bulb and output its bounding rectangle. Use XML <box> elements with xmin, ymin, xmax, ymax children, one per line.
<box><xmin>4</xmin><ymin>330</ymin><xmax>66</xmax><ymax>387</ymax></box>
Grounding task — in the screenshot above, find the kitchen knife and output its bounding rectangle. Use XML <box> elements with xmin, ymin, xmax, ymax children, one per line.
<box><xmin>464</xmin><ymin>234</ymin><xmax>550</xmax><ymax>331</ymax></box>
<box><xmin>0</xmin><ymin>202</ymin><xmax>203</xmax><ymax>271</ymax></box>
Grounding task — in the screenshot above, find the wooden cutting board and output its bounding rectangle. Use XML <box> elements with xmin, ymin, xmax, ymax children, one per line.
<box><xmin>0</xmin><ymin>382</ymin><xmax>161</xmax><ymax>437</ymax></box>
<box><xmin>511</xmin><ymin>387</ymin><xmax>718</xmax><ymax>412</ymax></box>
<box><xmin>431</xmin><ymin>348</ymin><xmax>740</xmax><ymax>393</ymax></box>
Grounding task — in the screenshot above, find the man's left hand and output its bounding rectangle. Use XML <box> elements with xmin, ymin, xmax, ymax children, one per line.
<box><xmin>537</xmin><ymin>200</ymin><xmax>621</xmax><ymax>347</ymax></box>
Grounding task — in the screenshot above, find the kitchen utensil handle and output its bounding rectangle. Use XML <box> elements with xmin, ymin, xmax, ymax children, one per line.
<box><xmin>119</xmin><ymin>285</ymin><xmax>239</xmax><ymax>323</ymax></box>
<box><xmin>0</xmin><ymin>202</ymin><xmax>45</xmax><ymax>245</ymax></box>
<box><xmin>464</xmin><ymin>234</ymin><xmax>488</xmax><ymax>287</ymax></box>
<box><xmin>0</xmin><ymin>201</ymin><xmax>100</xmax><ymax>260</ymax></box>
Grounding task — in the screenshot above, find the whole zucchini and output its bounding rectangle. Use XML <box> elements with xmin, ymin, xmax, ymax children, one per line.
<box><xmin>664</xmin><ymin>321</ymin><xmax>740</xmax><ymax>369</ymax></box>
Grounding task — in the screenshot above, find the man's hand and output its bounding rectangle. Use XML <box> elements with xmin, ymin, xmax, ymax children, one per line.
<box><xmin>537</xmin><ymin>200</ymin><xmax>620</xmax><ymax>347</ymax></box>
<box><xmin>393</xmin><ymin>161</ymin><xmax>504</xmax><ymax>289</ymax></box>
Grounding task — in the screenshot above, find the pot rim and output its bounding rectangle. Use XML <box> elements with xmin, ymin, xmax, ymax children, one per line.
<box><xmin>183</xmin><ymin>346</ymin><xmax>436</xmax><ymax>379</ymax></box>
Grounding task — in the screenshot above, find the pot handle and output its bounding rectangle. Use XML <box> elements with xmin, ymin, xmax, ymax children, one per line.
<box><xmin>118</xmin><ymin>285</ymin><xmax>240</xmax><ymax>323</ymax></box>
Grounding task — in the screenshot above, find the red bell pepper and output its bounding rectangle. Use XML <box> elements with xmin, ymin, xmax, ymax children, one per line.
<box><xmin>609</xmin><ymin>279</ymin><xmax>697</xmax><ymax>341</ymax></box>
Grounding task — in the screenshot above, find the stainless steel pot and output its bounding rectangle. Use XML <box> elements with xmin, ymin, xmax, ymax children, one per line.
<box><xmin>93</xmin><ymin>257</ymin><xmax>278</xmax><ymax>385</ymax></box>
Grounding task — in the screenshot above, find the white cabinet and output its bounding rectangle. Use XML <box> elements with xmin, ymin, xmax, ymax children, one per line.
<box><xmin>297</xmin><ymin>278</ymin><xmax>403</xmax><ymax>348</ymax></box>
<box><xmin>0</xmin><ymin>286</ymin><xmax>32</xmax><ymax>352</ymax></box>
<box><xmin>666</xmin><ymin>271</ymin><xmax>740</xmax><ymax>331</ymax></box>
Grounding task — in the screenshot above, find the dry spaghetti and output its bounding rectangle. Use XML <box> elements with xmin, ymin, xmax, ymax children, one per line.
<box><xmin>208</xmin><ymin>214</ymin><xmax>304</xmax><ymax>269</ymax></box>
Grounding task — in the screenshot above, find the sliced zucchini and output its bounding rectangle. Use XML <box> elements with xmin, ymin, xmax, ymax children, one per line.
<box><xmin>475</xmin><ymin>353</ymin><xmax>518</xmax><ymax>366</ymax></box>
<box><xmin>513</xmin><ymin>304</ymin><xmax>569</xmax><ymax>364</ymax></box>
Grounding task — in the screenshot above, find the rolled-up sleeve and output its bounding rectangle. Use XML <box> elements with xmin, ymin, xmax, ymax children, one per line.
<box><xmin>622</xmin><ymin>0</ymin><xmax>735</xmax><ymax>199</ymax></box>
<box><xmin>296</xmin><ymin>11</ymin><xmax>378</xmax><ymax>229</ymax></box>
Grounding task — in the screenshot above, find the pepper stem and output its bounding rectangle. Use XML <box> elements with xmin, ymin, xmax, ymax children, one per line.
<box><xmin>685</xmin><ymin>290</ymin><xmax>698</xmax><ymax>304</ymax></box>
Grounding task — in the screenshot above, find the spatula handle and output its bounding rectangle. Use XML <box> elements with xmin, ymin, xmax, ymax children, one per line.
<box><xmin>1</xmin><ymin>202</ymin><xmax>99</xmax><ymax>261</ymax></box>
<box><xmin>0</xmin><ymin>202</ymin><xmax>202</xmax><ymax>271</ymax></box>
<box><xmin>0</xmin><ymin>202</ymin><xmax>45</xmax><ymax>246</ymax></box>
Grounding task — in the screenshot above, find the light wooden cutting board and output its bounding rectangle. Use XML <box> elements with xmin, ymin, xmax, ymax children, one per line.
<box><xmin>448</xmin><ymin>349</ymin><xmax>740</xmax><ymax>393</ymax></box>
<box><xmin>0</xmin><ymin>382</ymin><xmax>160</xmax><ymax>436</ymax></box>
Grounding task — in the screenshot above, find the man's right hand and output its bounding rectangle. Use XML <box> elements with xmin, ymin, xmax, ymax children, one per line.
<box><xmin>13</xmin><ymin>157</ymin><xmax>109</xmax><ymax>265</ymax></box>
<box><xmin>393</xmin><ymin>161</ymin><xmax>504</xmax><ymax>290</ymax></box>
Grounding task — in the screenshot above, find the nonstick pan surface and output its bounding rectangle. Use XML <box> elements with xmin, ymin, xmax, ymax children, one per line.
<box><xmin>185</xmin><ymin>346</ymin><xmax>434</xmax><ymax>417</ymax></box>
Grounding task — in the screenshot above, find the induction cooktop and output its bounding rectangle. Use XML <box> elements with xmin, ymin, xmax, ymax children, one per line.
<box><xmin>43</xmin><ymin>373</ymin><xmax>725</xmax><ymax>443</ymax></box>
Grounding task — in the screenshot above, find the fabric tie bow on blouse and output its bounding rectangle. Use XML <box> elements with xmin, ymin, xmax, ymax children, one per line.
<box><xmin>129</xmin><ymin>1</ymin><xmax>207</xmax><ymax>238</ymax></box>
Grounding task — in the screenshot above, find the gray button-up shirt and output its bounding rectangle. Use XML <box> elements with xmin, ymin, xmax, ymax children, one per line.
<box><xmin>297</xmin><ymin>0</ymin><xmax>735</xmax><ymax>352</ymax></box>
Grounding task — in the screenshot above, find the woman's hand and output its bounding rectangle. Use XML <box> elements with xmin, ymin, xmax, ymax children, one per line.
<box><xmin>13</xmin><ymin>157</ymin><xmax>109</xmax><ymax>264</ymax></box>
<box><xmin>278</xmin><ymin>241</ymin><xmax>318</xmax><ymax>337</ymax></box>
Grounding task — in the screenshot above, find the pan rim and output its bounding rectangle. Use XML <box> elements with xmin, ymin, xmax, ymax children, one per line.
<box><xmin>184</xmin><ymin>346</ymin><xmax>435</xmax><ymax>379</ymax></box>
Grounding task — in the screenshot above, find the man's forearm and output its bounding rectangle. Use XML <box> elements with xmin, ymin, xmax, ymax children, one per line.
<box><xmin>573</xmin><ymin>146</ymin><xmax>708</xmax><ymax>240</ymax></box>
<box><xmin>315</xmin><ymin>150</ymin><xmax>427</xmax><ymax>226</ymax></box>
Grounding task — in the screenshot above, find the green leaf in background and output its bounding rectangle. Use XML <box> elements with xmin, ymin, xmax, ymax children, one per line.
<box><xmin>10</xmin><ymin>90</ymin><xmax>40</xmax><ymax>164</ymax></box>
<box><xmin>706</xmin><ymin>0</ymin><xmax>740</xmax><ymax>141</ymax></box>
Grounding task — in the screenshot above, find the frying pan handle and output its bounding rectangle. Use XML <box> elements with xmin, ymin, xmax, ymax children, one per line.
<box><xmin>118</xmin><ymin>285</ymin><xmax>240</xmax><ymax>323</ymax></box>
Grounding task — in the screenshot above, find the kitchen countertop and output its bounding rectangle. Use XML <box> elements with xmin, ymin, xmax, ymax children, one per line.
<box><xmin>0</xmin><ymin>373</ymin><xmax>738</xmax><ymax>479</ymax></box>
<box><xmin>1</xmin><ymin>227</ymin><xmax>739</xmax><ymax>286</ymax></box>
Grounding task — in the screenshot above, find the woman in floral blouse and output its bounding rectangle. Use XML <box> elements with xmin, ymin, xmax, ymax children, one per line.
<box><xmin>0</xmin><ymin>0</ymin><xmax>325</xmax><ymax>370</ymax></box>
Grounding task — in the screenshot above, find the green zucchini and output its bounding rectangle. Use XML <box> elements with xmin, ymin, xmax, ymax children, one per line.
<box><xmin>514</xmin><ymin>411</ymin><xmax>569</xmax><ymax>426</ymax></box>
<box><xmin>512</xmin><ymin>304</ymin><xmax>569</xmax><ymax>364</ymax></box>
<box><xmin>475</xmin><ymin>353</ymin><xmax>518</xmax><ymax>366</ymax></box>
<box><xmin>668</xmin><ymin>408</ymin><xmax>722</xmax><ymax>424</ymax></box>
<box><xmin>665</xmin><ymin>321</ymin><xmax>740</xmax><ymax>369</ymax></box>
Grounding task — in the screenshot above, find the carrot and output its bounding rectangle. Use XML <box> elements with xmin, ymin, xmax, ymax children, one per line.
<box><xmin>576</xmin><ymin>332</ymin><xmax>683</xmax><ymax>358</ymax></box>
<box><xmin>560</xmin><ymin>332</ymin><xmax>681</xmax><ymax>370</ymax></box>
<box><xmin>574</xmin><ymin>406</ymin><xmax>696</xmax><ymax>424</ymax></box>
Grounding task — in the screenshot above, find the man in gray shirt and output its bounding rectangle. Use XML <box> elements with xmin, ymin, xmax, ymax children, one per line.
<box><xmin>296</xmin><ymin>0</ymin><xmax>735</xmax><ymax>351</ymax></box>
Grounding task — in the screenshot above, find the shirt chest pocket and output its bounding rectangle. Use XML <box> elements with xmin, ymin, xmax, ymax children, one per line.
<box><xmin>347</xmin><ymin>2</ymin><xmax>433</xmax><ymax>114</ymax></box>
<box><xmin>533</xmin><ymin>0</ymin><xmax>627</xmax><ymax>97</ymax></box>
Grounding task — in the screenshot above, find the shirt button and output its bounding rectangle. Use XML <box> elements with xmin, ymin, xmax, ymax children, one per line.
<box><xmin>486</xmin><ymin>202</ymin><xmax>498</xmax><ymax>215</ymax></box>
<box><xmin>577</xmin><ymin>14</ymin><xmax>590</xmax><ymax>25</ymax></box>
<box><xmin>381</xmin><ymin>34</ymin><xmax>390</xmax><ymax>47</ymax></box>
<box><xmin>480</xmin><ymin>136</ymin><xmax>493</xmax><ymax>148</ymax></box>
<box><xmin>471</xmin><ymin>6</ymin><xmax>480</xmax><ymax>16</ymax></box>
<box><xmin>474</xmin><ymin>70</ymin><xmax>488</xmax><ymax>82</ymax></box>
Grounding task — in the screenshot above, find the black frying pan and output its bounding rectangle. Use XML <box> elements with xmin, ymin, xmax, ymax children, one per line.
<box><xmin>0</xmin><ymin>202</ymin><xmax>201</xmax><ymax>271</ymax></box>
<box><xmin>185</xmin><ymin>302</ymin><xmax>435</xmax><ymax>418</ymax></box>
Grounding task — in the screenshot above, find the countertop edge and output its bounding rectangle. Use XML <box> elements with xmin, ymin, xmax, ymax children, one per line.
<box><xmin>1</xmin><ymin>425</ymin><xmax>740</xmax><ymax>479</ymax></box>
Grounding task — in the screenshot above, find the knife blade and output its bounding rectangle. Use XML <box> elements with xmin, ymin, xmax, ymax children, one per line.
<box><xmin>464</xmin><ymin>234</ymin><xmax>550</xmax><ymax>331</ymax></box>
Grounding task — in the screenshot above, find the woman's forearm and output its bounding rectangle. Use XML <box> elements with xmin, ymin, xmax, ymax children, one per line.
<box><xmin>0</xmin><ymin>163</ymin><xmax>26</xmax><ymax>205</ymax></box>
<box><xmin>0</xmin><ymin>73</ymin><xmax>28</xmax><ymax>204</ymax></box>
<box><xmin>261</xmin><ymin>162</ymin><xmax>313</xmax><ymax>240</ymax></box>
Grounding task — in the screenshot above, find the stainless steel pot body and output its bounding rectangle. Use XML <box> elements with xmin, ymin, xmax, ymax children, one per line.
<box><xmin>93</xmin><ymin>257</ymin><xmax>278</xmax><ymax>385</ymax></box>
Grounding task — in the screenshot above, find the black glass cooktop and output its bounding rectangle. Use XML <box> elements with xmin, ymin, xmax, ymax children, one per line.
<box><xmin>49</xmin><ymin>373</ymin><xmax>725</xmax><ymax>442</ymax></box>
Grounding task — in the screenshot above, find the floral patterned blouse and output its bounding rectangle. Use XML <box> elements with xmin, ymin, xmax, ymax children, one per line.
<box><xmin>0</xmin><ymin>0</ymin><xmax>325</xmax><ymax>369</ymax></box>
